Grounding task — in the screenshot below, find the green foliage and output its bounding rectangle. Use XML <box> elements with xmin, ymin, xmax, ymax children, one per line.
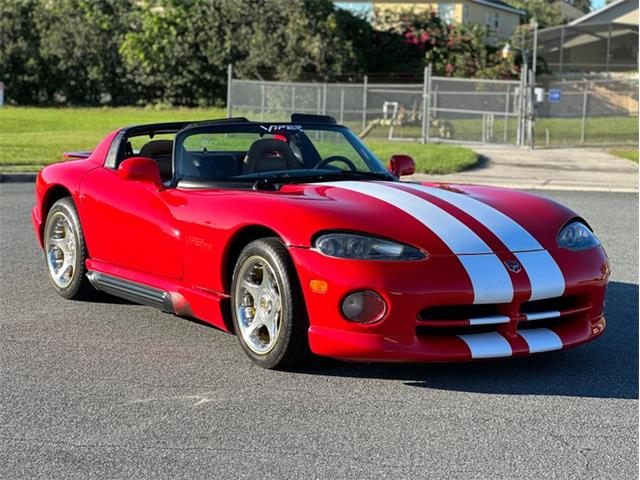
<box><xmin>0</xmin><ymin>0</ymin><xmax>47</xmax><ymax>104</ymax></box>
<box><xmin>503</xmin><ymin>0</ymin><xmax>563</xmax><ymax>28</ymax></box>
<box><xmin>35</xmin><ymin>0</ymin><xmax>133</xmax><ymax>104</ymax></box>
<box><xmin>0</xmin><ymin>0</ymin><xmax>537</xmax><ymax>106</ymax></box>
<box><xmin>0</xmin><ymin>0</ymin><xmax>373</xmax><ymax>106</ymax></box>
<box><xmin>120</xmin><ymin>0</ymin><xmax>368</xmax><ymax>106</ymax></box>
<box><xmin>375</xmin><ymin>8</ymin><xmax>513</xmax><ymax>79</ymax></box>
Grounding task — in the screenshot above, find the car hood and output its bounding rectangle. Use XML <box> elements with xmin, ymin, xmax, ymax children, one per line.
<box><xmin>266</xmin><ymin>180</ymin><xmax>578</xmax><ymax>255</ymax></box>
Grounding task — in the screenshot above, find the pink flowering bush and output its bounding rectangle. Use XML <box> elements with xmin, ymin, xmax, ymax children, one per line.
<box><xmin>375</xmin><ymin>8</ymin><xmax>516</xmax><ymax>79</ymax></box>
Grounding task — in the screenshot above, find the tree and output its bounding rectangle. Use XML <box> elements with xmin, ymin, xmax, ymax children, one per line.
<box><xmin>0</xmin><ymin>0</ymin><xmax>133</xmax><ymax>105</ymax></box>
<box><xmin>34</xmin><ymin>0</ymin><xmax>133</xmax><ymax>104</ymax></box>
<box><xmin>120</xmin><ymin>0</ymin><xmax>365</xmax><ymax>105</ymax></box>
<box><xmin>503</xmin><ymin>0</ymin><xmax>564</xmax><ymax>28</ymax></box>
<box><xmin>0</xmin><ymin>0</ymin><xmax>47</xmax><ymax>104</ymax></box>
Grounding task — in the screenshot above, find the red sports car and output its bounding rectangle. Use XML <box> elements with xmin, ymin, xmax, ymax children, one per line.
<box><xmin>32</xmin><ymin>114</ymin><xmax>609</xmax><ymax>369</ymax></box>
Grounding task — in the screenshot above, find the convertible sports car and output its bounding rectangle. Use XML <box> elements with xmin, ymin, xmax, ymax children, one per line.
<box><xmin>32</xmin><ymin>114</ymin><xmax>609</xmax><ymax>369</ymax></box>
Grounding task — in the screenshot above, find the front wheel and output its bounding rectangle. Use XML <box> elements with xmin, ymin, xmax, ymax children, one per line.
<box><xmin>230</xmin><ymin>238</ymin><xmax>310</xmax><ymax>369</ymax></box>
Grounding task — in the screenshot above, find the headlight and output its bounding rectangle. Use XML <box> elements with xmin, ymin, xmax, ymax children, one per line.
<box><xmin>315</xmin><ymin>232</ymin><xmax>426</xmax><ymax>260</ymax></box>
<box><xmin>557</xmin><ymin>221</ymin><xmax>600</xmax><ymax>251</ymax></box>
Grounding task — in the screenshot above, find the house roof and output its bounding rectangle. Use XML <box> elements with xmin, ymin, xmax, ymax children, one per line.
<box><xmin>567</xmin><ymin>0</ymin><xmax>627</xmax><ymax>25</ymax></box>
<box><xmin>472</xmin><ymin>0</ymin><xmax>526</xmax><ymax>15</ymax></box>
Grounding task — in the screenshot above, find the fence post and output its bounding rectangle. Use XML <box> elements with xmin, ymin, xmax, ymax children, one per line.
<box><xmin>322</xmin><ymin>83</ymin><xmax>328</xmax><ymax>115</ymax></box>
<box><xmin>527</xmin><ymin>69</ymin><xmax>534</xmax><ymax>150</ymax></box>
<box><xmin>606</xmin><ymin>23</ymin><xmax>612</xmax><ymax>72</ymax></box>
<box><xmin>516</xmin><ymin>67</ymin><xmax>526</xmax><ymax>146</ymax></box>
<box><xmin>532</xmin><ymin>22</ymin><xmax>538</xmax><ymax>82</ymax></box>
<box><xmin>361</xmin><ymin>75</ymin><xmax>368</xmax><ymax>132</ymax></box>
<box><xmin>504</xmin><ymin>86</ymin><xmax>510</xmax><ymax>142</ymax></box>
<box><xmin>339</xmin><ymin>87</ymin><xmax>345</xmax><ymax>124</ymax></box>
<box><xmin>291</xmin><ymin>85</ymin><xmax>296</xmax><ymax>117</ymax></box>
<box><xmin>432</xmin><ymin>83</ymin><xmax>438</xmax><ymax>118</ymax></box>
<box><xmin>226</xmin><ymin>64</ymin><xmax>233</xmax><ymax>118</ymax></box>
<box><xmin>421</xmin><ymin>65</ymin><xmax>431</xmax><ymax>144</ymax></box>
<box><xmin>482</xmin><ymin>114</ymin><xmax>486</xmax><ymax>143</ymax></box>
<box><xmin>559</xmin><ymin>26</ymin><xmax>565</xmax><ymax>73</ymax></box>
<box><xmin>260</xmin><ymin>81</ymin><xmax>266</xmax><ymax>121</ymax></box>
<box><xmin>580</xmin><ymin>86</ymin><xmax>589</xmax><ymax>144</ymax></box>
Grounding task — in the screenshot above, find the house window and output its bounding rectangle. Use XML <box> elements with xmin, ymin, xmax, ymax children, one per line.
<box><xmin>485</xmin><ymin>11</ymin><xmax>500</xmax><ymax>29</ymax></box>
<box><xmin>438</xmin><ymin>3</ymin><xmax>455</xmax><ymax>24</ymax></box>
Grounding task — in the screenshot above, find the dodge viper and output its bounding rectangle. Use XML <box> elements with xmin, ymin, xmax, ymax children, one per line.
<box><xmin>32</xmin><ymin>114</ymin><xmax>609</xmax><ymax>369</ymax></box>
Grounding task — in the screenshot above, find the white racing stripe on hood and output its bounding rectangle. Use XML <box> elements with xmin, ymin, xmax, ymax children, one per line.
<box><xmin>402</xmin><ymin>183</ymin><xmax>565</xmax><ymax>301</ymax></box>
<box><xmin>320</xmin><ymin>181</ymin><xmax>513</xmax><ymax>304</ymax></box>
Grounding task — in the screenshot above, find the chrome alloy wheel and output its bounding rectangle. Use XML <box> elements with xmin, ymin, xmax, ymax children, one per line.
<box><xmin>45</xmin><ymin>211</ymin><xmax>77</xmax><ymax>289</ymax></box>
<box><xmin>234</xmin><ymin>255</ymin><xmax>283</xmax><ymax>355</ymax></box>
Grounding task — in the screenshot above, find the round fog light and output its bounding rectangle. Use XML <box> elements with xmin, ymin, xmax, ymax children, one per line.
<box><xmin>341</xmin><ymin>290</ymin><xmax>387</xmax><ymax>324</ymax></box>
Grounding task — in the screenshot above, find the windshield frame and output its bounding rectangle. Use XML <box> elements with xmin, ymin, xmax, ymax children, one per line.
<box><xmin>172</xmin><ymin>122</ymin><xmax>394</xmax><ymax>187</ymax></box>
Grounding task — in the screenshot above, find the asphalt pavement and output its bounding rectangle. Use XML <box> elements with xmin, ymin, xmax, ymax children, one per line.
<box><xmin>1</xmin><ymin>183</ymin><xmax>637</xmax><ymax>479</ymax></box>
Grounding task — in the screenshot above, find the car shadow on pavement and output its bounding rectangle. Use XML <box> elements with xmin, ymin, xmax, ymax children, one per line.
<box><xmin>301</xmin><ymin>281</ymin><xmax>638</xmax><ymax>400</ymax></box>
<box><xmin>78</xmin><ymin>290</ymin><xmax>136</xmax><ymax>305</ymax></box>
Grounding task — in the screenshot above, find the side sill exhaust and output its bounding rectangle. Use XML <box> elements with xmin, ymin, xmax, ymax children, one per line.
<box><xmin>86</xmin><ymin>271</ymin><xmax>174</xmax><ymax>313</ymax></box>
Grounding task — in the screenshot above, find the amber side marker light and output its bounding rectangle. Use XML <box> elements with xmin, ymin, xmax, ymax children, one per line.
<box><xmin>309</xmin><ymin>280</ymin><xmax>329</xmax><ymax>294</ymax></box>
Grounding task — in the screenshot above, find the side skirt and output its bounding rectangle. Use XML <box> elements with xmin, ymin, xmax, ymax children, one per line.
<box><xmin>84</xmin><ymin>258</ymin><xmax>232</xmax><ymax>332</ymax></box>
<box><xmin>87</xmin><ymin>271</ymin><xmax>174</xmax><ymax>313</ymax></box>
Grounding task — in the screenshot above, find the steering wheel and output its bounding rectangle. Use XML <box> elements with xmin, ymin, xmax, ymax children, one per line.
<box><xmin>314</xmin><ymin>155</ymin><xmax>358</xmax><ymax>172</ymax></box>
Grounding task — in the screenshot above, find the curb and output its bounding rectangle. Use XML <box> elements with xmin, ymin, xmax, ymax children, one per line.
<box><xmin>0</xmin><ymin>173</ymin><xmax>38</xmax><ymax>183</ymax></box>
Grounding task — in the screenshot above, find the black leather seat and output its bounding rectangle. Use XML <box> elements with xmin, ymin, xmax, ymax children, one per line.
<box><xmin>243</xmin><ymin>139</ymin><xmax>302</xmax><ymax>174</ymax></box>
<box><xmin>140</xmin><ymin>140</ymin><xmax>173</xmax><ymax>179</ymax></box>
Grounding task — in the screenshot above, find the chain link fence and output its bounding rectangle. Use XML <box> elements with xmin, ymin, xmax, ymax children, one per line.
<box><xmin>534</xmin><ymin>76</ymin><xmax>639</xmax><ymax>147</ymax></box>
<box><xmin>227</xmin><ymin>65</ymin><xmax>638</xmax><ymax>148</ymax></box>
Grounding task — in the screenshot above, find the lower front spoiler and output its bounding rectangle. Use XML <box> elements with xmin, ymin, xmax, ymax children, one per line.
<box><xmin>308</xmin><ymin>316</ymin><xmax>605</xmax><ymax>362</ymax></box>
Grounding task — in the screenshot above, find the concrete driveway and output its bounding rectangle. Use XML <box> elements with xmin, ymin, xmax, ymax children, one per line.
<box><xmin>413</xmin><ymin>145</ymin><xmax>639</xmax><ymax>192</ymax></box>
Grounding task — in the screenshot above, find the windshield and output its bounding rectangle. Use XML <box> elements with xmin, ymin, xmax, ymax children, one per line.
<box><xmin>174</xmin><ymin>124</ymin><xmax>393</xmax><ymax>184</ymax></box>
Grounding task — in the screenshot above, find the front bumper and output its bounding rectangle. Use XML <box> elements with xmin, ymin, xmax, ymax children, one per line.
<box><xmin>308</xmin><ymin>316</ymin><xmax>605</xmax><ymax>362</ymax></box>
<box><xmin>289</xmin><ymin>246</ymin><xmax>609</xmax><ymax>362</ymax></box>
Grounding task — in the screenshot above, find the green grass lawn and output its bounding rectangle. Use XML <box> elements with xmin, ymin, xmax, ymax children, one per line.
<box><xmin>0</xmin><ymin>107</ymin><xmax>228</xmax><ymax>171</ymax></box>
<box><xmin>609</xmin><ymin>148</ymin><xmax>639</xmax><ymax>163</ymax></box>
<box><xmin>367</xmin><ymin>141</ymin><xmax>478</xmax><ymax>174</ymax></box>
<box><xmin>0</xmin><ymin>107</ymin><xmax>479</xmax><ymax>174</ymax></box>
<box><xmin>355</xmin><ymin>116</ymin><xmax>638</xmax><ymax>147</ymax></box>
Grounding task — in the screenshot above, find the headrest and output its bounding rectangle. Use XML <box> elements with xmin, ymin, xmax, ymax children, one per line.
<box><xmin>140</xmin><ymin>139</ymin><xmax>173</xmax><ymax>157</ymax></box>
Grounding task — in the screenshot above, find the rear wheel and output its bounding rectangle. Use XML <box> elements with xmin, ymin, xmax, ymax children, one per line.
<box><xmin>231</xmin><ymin>238</ymin><xmax>310</xmax><ymax>369</ymax></box>
<box><xmin>44</xmin><ymin>197</ymin><xmax>93</xmax><ymax>299</ymax></box>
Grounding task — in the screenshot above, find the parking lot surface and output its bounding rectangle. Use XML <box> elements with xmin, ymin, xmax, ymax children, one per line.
<box><xmin>1</xmin><ymin>183</ymin><xmax>637</xmax><ymax>479</ymax></box>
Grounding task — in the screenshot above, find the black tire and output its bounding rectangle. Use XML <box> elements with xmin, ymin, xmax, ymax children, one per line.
<box><xmin>230</xmin><ymin>237</ymin><xmax>310</xmax><ymax>369</ymax></box>
<box><xmin>43</xmin><ymin>197</ymin><xmax>93</xmax><ymax>300</ymax></box>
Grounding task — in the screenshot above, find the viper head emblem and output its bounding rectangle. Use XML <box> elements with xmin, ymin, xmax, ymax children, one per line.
<box><xmin>504</xmin><ymin>260</ymin><xmax>522</xmax><ymax>273</ymax></box>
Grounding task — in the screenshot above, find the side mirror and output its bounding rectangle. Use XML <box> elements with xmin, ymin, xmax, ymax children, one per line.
<box><xmin>118</xmin><ymin>157</ymin><xmax>163</xmax><ymax>190</ymax></box>
<box><xmin>388</xmin><ymin>154</ymin><xmax>416</xmax><ymax>177</ymax></box>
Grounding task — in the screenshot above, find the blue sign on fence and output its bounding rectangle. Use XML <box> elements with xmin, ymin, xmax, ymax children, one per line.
<box><xmin>547</xmin><ymin>89</ymin><xmax>562</xmax><ymax>103</ymax></box>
